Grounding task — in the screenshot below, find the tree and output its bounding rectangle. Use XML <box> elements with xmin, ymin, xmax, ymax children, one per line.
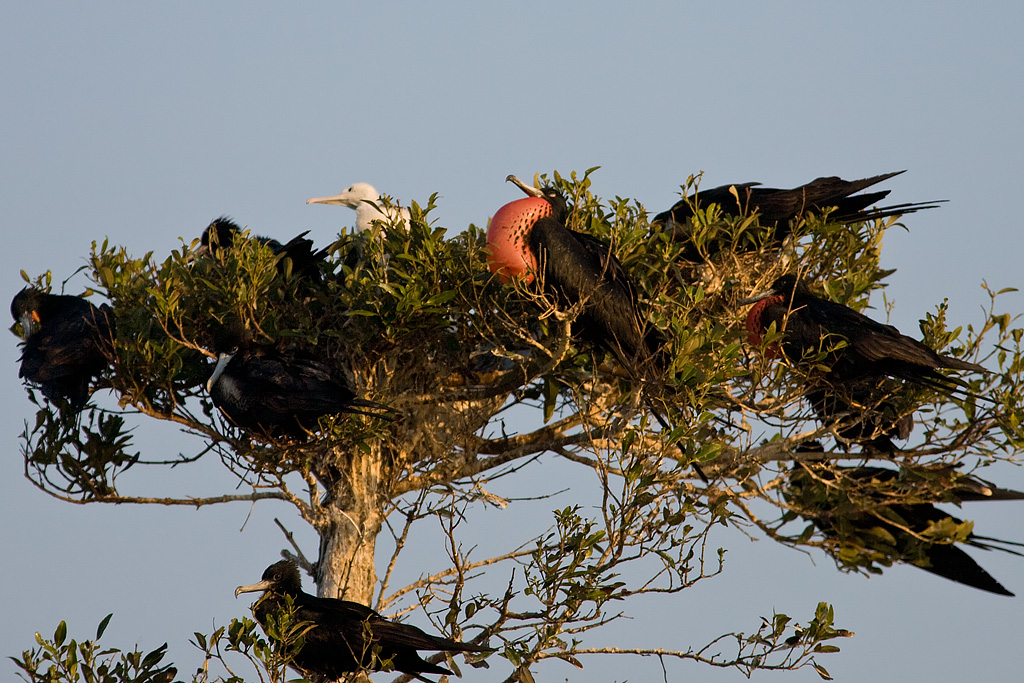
<box><xmin>13</xmin><ymin>170</ymin><xmax>1024</xmax><ymax>682</ymax></box>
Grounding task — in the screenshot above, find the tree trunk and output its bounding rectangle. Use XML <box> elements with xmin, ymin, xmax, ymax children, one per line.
<box><xmin>314</xmin><ymin>442</ymin><xmax>384</xmax><ymax>603</ymax></box>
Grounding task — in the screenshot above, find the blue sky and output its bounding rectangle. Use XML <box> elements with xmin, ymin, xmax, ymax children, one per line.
<box><xmin>2</xmin><ymin>2</ymin><xmax>1022</xmax><ymax>681</ymax></box>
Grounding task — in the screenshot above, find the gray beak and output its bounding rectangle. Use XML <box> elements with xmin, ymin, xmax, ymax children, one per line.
<box><xmin>19</xmin><ymin>313</ymin><xmax>37</xmax><ymax>338</ymax></box>
<box><xmin>306</xmin><ymin>193</ymin><xmax>349</xmax><ymax>206</ymax></box>
<box><xmin>738</xmin><ymin>289</ymin><xmax>776</xmax><ymax>306</ymax></box>
<box><xmin>506</xmin><ymin>174</ymin><xmax>543</xmax><ymax>198</ymax></box>
<box><xmin>234</xmin><ymin>579</ymin><xmax>273</xmax><ymax>598</ymax></box>
<box><xmin>206</xmin><ymin>352</ymin><xmax>234</xmax><ymax>393</ymax></box>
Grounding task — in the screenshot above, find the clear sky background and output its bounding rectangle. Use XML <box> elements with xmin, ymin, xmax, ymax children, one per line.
<box><xmin>2</xmin><ymin>2</ymin><xmax>1022</xmax><ymax>681</ymax></box>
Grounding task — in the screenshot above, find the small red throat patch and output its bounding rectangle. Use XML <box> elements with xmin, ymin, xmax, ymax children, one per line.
<box><xmin>745</xmin><ymin>295</ymin><xmax>785</xmax><ymax>358</ymax></box>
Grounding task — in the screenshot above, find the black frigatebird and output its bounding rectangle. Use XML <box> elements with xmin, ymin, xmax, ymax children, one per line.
<box><xmin>788</xmin><ymin>463</ymin><xmax>1024</xmax><ymax>595</ymax></box>
<box><xmin>10</xmin><ymin>287</ymin><xmax>114</xmax><ymax>410</ymax></box>
<box><xmin>742</xmin><ymin>274</ymin><xmax>986</xmax><ymax>451</ymax></box>
<box><xmin>206</xmin><ymin>325</ymin><xmax>391</xmax><ymax>440</ymax></box>
<box><xmin>742</xmin><ymin>274</ymin><xmax>987</xmax><ymax>391</ymax></box>
<box><xmin>653</xmin><ymin>171</ymin><xmax>942</xmax><ymax>260</ymax></box>
<box><xmin>196</xmin><ymin>217</ymin><xmax>328</xmax><ymax>280</ymax></box>
<box><xmin>235</xmin><ymin>560</ymin><xmax>490</xmax><ymax>682</ymax></box>
<box><xmin>488</xmin><ymin>176</ymin><xmax>708</xmax><ymax>480</ymax></box>
<box><xmin>306</xmin><ymin>182</ymin><xmax>411</xmax><ymax>232</ymax></box>
<box><xmin>489</xmin><ymin>175</ymin><xmax>664</xmax><ymax>373</ymax></box>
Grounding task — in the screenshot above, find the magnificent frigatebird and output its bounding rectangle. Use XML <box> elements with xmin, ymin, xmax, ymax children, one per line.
<box><xmin>489</xmin><ymin>176</ymin><xmax>709</xmax><ymax>479</ymax></box>
<box><xmin>206</xmin><ymin>325</ymin><xmax>391</xmax><ymax>440</ymax></box>
<box><xmin>653</xmin><ymin>171</ymin><xmax>942</xmax><ymax>260</ymax></box>
<box><xmin>742</xmin><ymin>274</ymin><xmax>987</xmax><ymax>391</ymax></box>
<box><xmin>11</xmin><ymin>287</ymin><xmax>114</xmax><ymax>410</ymax></box>
<box><xmin>742</xmin><ymin>274</ymin><xmax>985</xmax><ymax>452</ymax></box>
<box><xmin>787</xmin><ymin>463</ymin><xmax>1024</xmax><ymax>595</ymax></box>
<box><xmin>235</xmin><ymin>560</ymin><xmax>489</xmax><ymax>681</ymax></box>
<box><xmin>306</xmin><ymin>182</ymin><xmax>411</xmax><ymax>232</ymax></box>
<box><xmin>195</xmin><ymin>217</ymin><xmax>328</xmax><ymax>280</ymax></box>
<box><xmin>489</xmin><ymin>175</ymin><xmax>664</xmax><ymax>373</ymax></box>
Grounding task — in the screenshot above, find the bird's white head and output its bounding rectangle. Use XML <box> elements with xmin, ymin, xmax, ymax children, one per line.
<box><xmin>307</xmin><ymin>182</ymin><xmax>409</xmax><ymax>232</ymax></box>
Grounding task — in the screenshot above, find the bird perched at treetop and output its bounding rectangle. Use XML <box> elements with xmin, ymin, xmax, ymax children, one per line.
<box><xmin>307</xmin><ymin>182</ymin><xmax>411</xmax><ymax>232</ymax></box>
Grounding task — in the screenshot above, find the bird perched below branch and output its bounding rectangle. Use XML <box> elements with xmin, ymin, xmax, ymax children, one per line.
<box><xmin>194</xmin><ymin>217</ymin><xmax>328</xmax><ymax>281</ymax></box>
<box><xmin>786</xmin><ymin>463</ymin><xmax>1024</xmax><ymax>595</ymax></box>
<box><xmin>206</xmin><ymin>324</ymin><xmax>392</xmax><ymax>441</ymax></box>
<box><xmin>11</xmin><ymin>287</ymin><xmax>115</xmax><ymax>411</ymax></box>
<box><xmin>653</xmin><ymin>171</ymin><xmax>942</xmax><ymax>260</ymax></box>
<box><xmin>235</xmin><ymin>560</ymin><xmax>490</xmax><ymax>682</ymax></box>
<box><xmin>307</xmin><ymin>182</ymin><xmax>410</xmax><ymax>232</ymax></box>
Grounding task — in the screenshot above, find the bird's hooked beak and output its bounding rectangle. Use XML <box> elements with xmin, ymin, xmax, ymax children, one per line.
<box><xmin>186</xmin><ymin>243</ymin><xmax>209</xmax><ymax>265</ymax></box>
<box><xmin>206</xmin><ymin>352</ymin><xmax>235</xmax><ymax>393</ymax></box>
<box><xmin>19</xmin><ymin>311</ymin><xmax>40</xmax><ymax>337</ymax></box>
<box><xmin>738</xmin><ymin>288</ymin><xmax>778</xmax><ymax>306</ymax></box>
<box><xmin>234</xmin><ymin>579</ymin><xmax>273</xmax><ymax>598</ymax></box>
<box><xmin>306</xmin><ymin>192</ymin><xmax>353</xmax><ymax>208</ymax></box>
<box><xmin>506</xmin><ymin>174</ymin><xmax>544</xmax><ymax>198</ymax></box>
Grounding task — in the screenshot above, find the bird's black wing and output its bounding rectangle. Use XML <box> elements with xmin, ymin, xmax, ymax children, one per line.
<box><xmin>654</xmin><ymin>182</ymin><xmax>762</xmax><ymax>223</ymax></box>
<box><xmin>299</xmin><ymin>597</ymin><xmax>479</xmax><ymax>675</ymax></box>
<box><xmin>529</xmin><ymin>217</ymin><xmax>653</xmax><ymax>370</ymax></box>
<box><xmin>237</xmin><ymin>353</ymin><xmax>356</xmax><ymax>414</ymax></box>
<box><xmin>23</xmin><ymin>302</ymin><xmax>113</xmax><ymax>378</ymax></box>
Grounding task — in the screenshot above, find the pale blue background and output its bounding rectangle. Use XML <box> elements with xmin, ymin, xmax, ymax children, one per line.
<box><xmin>2</xmin><ymin>3</ymin><xmax>1022</xmax><ymax>681</ymax></box>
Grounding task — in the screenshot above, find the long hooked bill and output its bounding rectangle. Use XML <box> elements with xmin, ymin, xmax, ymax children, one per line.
<box><xmin>506</xmin><ymin>174</ymin><xmax>544</xmax><ymax>198</ymax></box>
<box><xmin>206</xmin><ymin>352</ymin><xmax>235</xmax><ymax>393</ymax></box>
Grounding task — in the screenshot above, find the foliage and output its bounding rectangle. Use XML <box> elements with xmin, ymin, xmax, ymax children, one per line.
<box><xmin>12</xmin><ymin>616</ymin><xmax>176</xmax><ymax>683</ymax></box>
<box><xmin>11</xmin><ymin>170</ymin><xmax>1024</xmax><ymax>680</ymax></box>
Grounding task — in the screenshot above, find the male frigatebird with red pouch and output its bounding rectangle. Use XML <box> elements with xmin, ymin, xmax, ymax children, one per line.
<box><xmin>488</xmin><ymin>176</ymin><xmax>706</xmax><ymax>479</ymax></box>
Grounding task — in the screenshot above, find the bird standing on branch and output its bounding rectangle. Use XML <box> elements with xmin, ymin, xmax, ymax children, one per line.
<box><xmin>235</xmin><ymin>560</ymin><xmax>490</xmax><ymax>682</ymax></box>
<box><xmin>206</xmin><ymin>324</ymin><xmax>392</xmax><ymax>441</ymax></box>
<box><xmin>489</xmin><ymin>175</ymin><xmax>664</xmax><ymax>374</ymax></box>
<box><xmin>742</xmin><ymin>274</ymin><xmax>987</xmax><ymax>389</ymax></box>
<box><xmin>489</xmin><ymin>176</ymin><xmax>707</xmax><ymax>480</ymax></box>
<box><xmin>741</xmin><ymin>274</ymin><xmax>987</xmax><ymax>451</ymax></box>
<box><xmin>11</xmin><ymin>287</ymin><xmax>115</xmax><ymax>411</ymax></box>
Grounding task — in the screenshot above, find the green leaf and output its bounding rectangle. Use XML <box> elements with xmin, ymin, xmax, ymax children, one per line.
<box><xmin>812</xmin><ymin>662</ymin><xmax>833</xmax><ymax>680</ymax></box>
<box><xmin>96</xmin><ymin>613</ymin><xmax>113</xmax><ymax>640</ymax></box>
<box><xmin>54</xmin><ymin>621</ymin><xmax>67</xmax><ymax>647</ymax></box>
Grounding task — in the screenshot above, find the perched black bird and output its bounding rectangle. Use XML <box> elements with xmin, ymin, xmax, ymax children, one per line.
<box><xmin>206</xmin><ymin>325</ymin><xmax>391</xmax><ymax>440</ymax></box>
<box><xmin>196</xmin><ymin>217</ymin><xmax>328</xmax><ymax>280</ymax></box>
<box><xmin>488</xmin><ymin>176</ymin><xmax>708</xmax><ymax>480</ymax></box>
<box><xmin>653</xmin><ymin>171</ymin><xmax>941</xmax><ymax>260</ymax></box>
<box><xmin>235</xmin><ymin>560</ymin><xmax>489</xmax><ymax>682</ymax></box>
<box><xmin>489</xmin><ymin>175</ymin><xmax>664</xmax><ymax>374</ymax></box>
<box><xmin>11</xmin><ymin>287</ymin><xmax>114</xmax><ymax>410</ymax></box>
<box><xmin>788</xmin><ymin>463</ymin><xmax>1024</xmax><ymax>595</ymax></box>
<box><xmin>742</xmin><ymin>274</ymin><xmax>986</xmax><ymax>452</ymax></box>
<box><xmin>742</xmin><ymin>274</ymin><xmax>987</xmax><ymax>392</ymax></box>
